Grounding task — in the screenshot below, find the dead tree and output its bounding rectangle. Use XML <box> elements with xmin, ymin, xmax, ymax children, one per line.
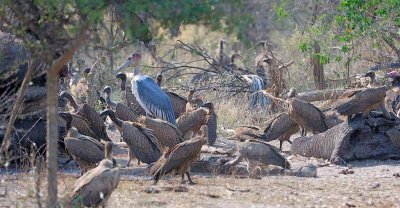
<box><xmin>312</xmin><ymin>41</ymin><xmax>326</xmax><ymax>90</ymax></box>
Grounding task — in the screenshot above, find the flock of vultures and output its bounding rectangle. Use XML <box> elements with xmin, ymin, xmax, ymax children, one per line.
<box><xmin>2</xmin><ymin>35</ymin><xmax>400</xmax><ymax>207</ymax></box>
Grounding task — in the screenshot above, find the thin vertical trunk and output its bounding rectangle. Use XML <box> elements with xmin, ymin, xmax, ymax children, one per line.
<box><xmin>46</xmin><ymin>69</ymin><xmax>59</xmax><ymax>207</ymax></box>
<box><xmin>312</xmin><ymin>41</ymin><xmax>325</xmax><ymax>90</ymax></box>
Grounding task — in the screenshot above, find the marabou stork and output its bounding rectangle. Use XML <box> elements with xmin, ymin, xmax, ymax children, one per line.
<box><xmin>114</xmin><ymin>53</ymin><xmax>176</xmax><ymax>126</ymax></box>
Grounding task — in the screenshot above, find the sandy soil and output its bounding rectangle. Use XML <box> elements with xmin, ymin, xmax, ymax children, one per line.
<box><xmin>1</xmin><ymin>132</ymin><xmax>400</xmax><ymax>207</ymax></box>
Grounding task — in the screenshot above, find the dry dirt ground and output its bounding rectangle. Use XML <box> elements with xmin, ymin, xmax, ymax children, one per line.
<box><xmin>1</xmin><ymin>131</ymin><xmax>400</xmax><ymax>207</ymax></box>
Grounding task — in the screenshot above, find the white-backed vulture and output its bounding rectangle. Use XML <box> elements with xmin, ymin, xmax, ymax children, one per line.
<box><xmin>138</xmin><ymin>116</ymin><xmax>183</xmax><ymax>148</ymax></box>
<box><xmin>176</xmin><ymin>107</ymin><xmax>210</xmax><ymax>140</ymax></box>
<box><xmin>151</xmin><ymin>125</ymin><xmax>208</xmax><ymax>185</ymax></box>
<box><xmin>59</xmin><ymin>93</ymin><xmax>111</xmax><ymax>142</ymax></box>
<box><xmin>225</xmin><ymin>139</ymin><xmax>291</xmax><ymax>179</ymax></box>
<box><xmin>64</xmin><ymin>127</ymin><xmax>105</xmax><ymax>174</ymax></box>
<box><xmin>70</xmin><ymin>142</ymin><xmax>120</xmax><ymax>207</ymax></box>
<box><xmin>333</xmin><ymin>86</ymin><xmax>390</xmax><ymax>121</ymax></box>
<box><xmin>100</xmin><ymin>109</ymin><xmax>162</xmax><ymax>166</ymax></box>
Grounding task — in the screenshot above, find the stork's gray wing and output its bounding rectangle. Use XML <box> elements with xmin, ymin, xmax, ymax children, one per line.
<box><xmin>64</xmin><ymin>137</ymin><xmax>104</xmax><ymax>164</ymax></box>
<box><xmin>78</xmin><ymin>104</ymin><xmax>111</xmax><ymax>141</ymax></box>
<box><xmin>123</xmin><ymin>122</ymin><xmax>162</xmax><ymax>164</ymax></box>
<box><xmin>207</xmin><ymin>112</ymin><xmax>218</xmax><ymax>145</ymax></box>
<box><xmin>135</xmin><ymin>76</ymin><xmax>176</xmax><ymax>125</ymax></box>
<box><xmin>239</xmin><ymin>140</ymin><xmax>290</xmax><ymax>169</ymax></box>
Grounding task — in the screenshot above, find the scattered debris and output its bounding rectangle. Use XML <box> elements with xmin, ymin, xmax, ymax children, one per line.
<box><xmin>225</xmin><ymin>185</ymin><xmax>252</xmax><ymax>192</ymax></box>
<box><xmin>172</xmin><ymin>186</ymin><xmax>189</xmax><ymax>192</ymax></box>
<box><xmin>292</xmin><ymin>164</ymin><xmax>318</xmax><ymax>177</ymax></box>
<box><xmin>393</xmin><ymin>173</ymin><xmax>400</xmax><ymax>178</ymax></box>
<box><xmin>339</xmin><ymin>169</ymin><xmax>355</xmax><ymax>175</ymax></box>
<box><xmin>345</xmin><ymin>202</ymin><xmax>356</xmax><ymax>207</ymax></box>
<box><xmin>144</xmin><ymin>187</ymin><xmax>161</xmax><ymax>194</ymax></box>
<box><xmin>370</xmin><ymin>183</ymin><xmax>381</xmax><ymax>189</ymax></box>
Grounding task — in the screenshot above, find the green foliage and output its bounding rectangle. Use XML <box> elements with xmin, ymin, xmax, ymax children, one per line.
<box><xmin>274</xmin><ymin>0</ymin><xmax>288</xmax><ymax>19</ymax></box>
<box><xmin>337</xmin><ymin>0</ymin><xmax>400</xmax><ymax>42</ymax></box>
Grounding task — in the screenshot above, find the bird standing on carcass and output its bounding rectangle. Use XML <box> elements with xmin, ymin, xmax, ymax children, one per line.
<box><xmin>70</xmin><ymin>142</ymin><xmax>120</xmax><ymax>207</ymax></box>
<box><xmin>333</xmin><ymin>86</ymin><xmax>390</xmax><ymax>122</ymax></box>
<box><xmin>151</xmin><ymin>125</ymin><xmax>208</xmax><ymax>185</ymax></box>
<box><xmin>114</xmin><ymin>53</ymin><xmax>176</xmax><ymax>125</ymax></box>
<box><xmin>385</xmin><ymin>71</ymin><xmax>400</xmax><ymax>116</ymax></box>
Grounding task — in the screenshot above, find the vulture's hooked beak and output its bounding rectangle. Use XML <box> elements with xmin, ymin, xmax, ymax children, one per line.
<box><xmin>114</xmin><ymin>58</ymin><xmax>134</xmax><ymax>75</ymax></box>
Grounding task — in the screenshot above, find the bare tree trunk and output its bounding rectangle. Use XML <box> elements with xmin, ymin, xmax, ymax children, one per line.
<box><xmin>312</xmin><ymin>41</ymin><xmax>325</xmax><ymax>90</ymax></box>
<box><xmin>45</xmin><ymin>28</ymin><xmax>88</xmax><ymax>208</ymax></box>
<box><xmin>46</xmin><ymin>69</ymin><xmax>59</xmax><ymax>207</ymax></box>
<box><xmin>86</xmin><ymin>62</ymin><xmax>102</xmax><ymax>107</ymax></box>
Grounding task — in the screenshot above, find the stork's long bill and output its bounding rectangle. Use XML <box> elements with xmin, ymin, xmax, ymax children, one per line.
<box><xmin>114</xmin><ymin>53</ymin><xmax>142</xmax><ymax>75</ymax></box>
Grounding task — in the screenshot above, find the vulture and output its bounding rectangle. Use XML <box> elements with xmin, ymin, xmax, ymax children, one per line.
<box><xmin>69</xmin><ymin>67</ymin><xmax>91</xmax><ymax>103</ymax></box>
<box><xmin>184</xmin><ymin>90</ymin><xmax>218</xmax><ymax>145</ymax></box>
<box><xmin>234</xmin><ymin>125</ymin><xmax>268</xmax><ymax>142</ymax></box>
<box><xmin>228</xmin><ymin>53</ymin><xmax>250</xmax><ymax>75</ymax></box>
<box><xmin>115</xmin><ymin>72</ymin><xmax>146</xmax><ymax>115</ymax></box>
<box><xmin>185</xmin><ymin>88</ymin><xmax>204</xmax><ymax>112</ymax></box>
<box><xmin>138</xmin><ymin>116</ymin><xmax>183</xmax><ymax>148</ymax></box>
<box><xmin>384</xmin><ymin>72</ymin><xmax>400</xmax><ymax>116</ymax></box>
<box><xmin>151</xmin><ymin>125</ymin><xmax>208</xmax><ymax>185</ymax></box>
<box><xmin>264</xmin><ymin>113</ymin><xmax>299</xmax><ymax>150</ymax></box>
<box><xmin>333</xmin><ymin>86</ymin><xmax>390</xmax><ymax>121</ymax></box>
<box><xmin>225</xmin><ymin>139</ymin><xmax>291</xmax><ymax>179</ymax></box>
<box><xmin>102</xmin><ymin>86</ymin><xmax>117</xmax><ymax>109</ymax></box>
<box><xmin>263</xmin><ymin>91</ymin><xmax>328</xmax><ymax>135</ymax></box>
<box><xmin>156</xmin><ymin>73</ymin><xmax>188</xmax><ymax>118</ymax></box>
<box><xmin>103</xmin><ymin>85</ymin><xmax>141</xmax><ymax>123</ymax></box>
<box><xmin>70</xmin><ymin>142</ymin><xmax>120</xmax><ymax>208</ymax></box>
<box><xmin>176</xmin><ymin>107</ymin><xmax>211</xmax><ymax>140</ymax></box>
<box><xmin>288</xmin><ymin>98</ymin><xmax>328</xmax><ymax>135</ymax></box>
<box><xmin>212</xmin><ymin>39</ymin><xmax>230</xmax><ymax>72</ymax></box>
<box><xmin>59</xmin><ymin>92</ymin><xmax>111</xmax><ymax>142</ymax></box>
<box><xmin>202</xmin><ymin>102</ymin><xmax>218</xmax><ymax>146</ymax></box>
<box><xmin>100</xmin><ymin>109</ymin><xmax>162</xmax><ymax>166</ymax></box>
<box><xmin>64</xmin><ymin>127</ymin><xmax>105</xmax><ymax>174</ymax></box>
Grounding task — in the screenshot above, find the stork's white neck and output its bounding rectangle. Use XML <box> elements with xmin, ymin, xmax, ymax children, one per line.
<box><xmin>133</xmin><ymin>65</ymin><xmax>141</xmax><ymax>76</ymax></box>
